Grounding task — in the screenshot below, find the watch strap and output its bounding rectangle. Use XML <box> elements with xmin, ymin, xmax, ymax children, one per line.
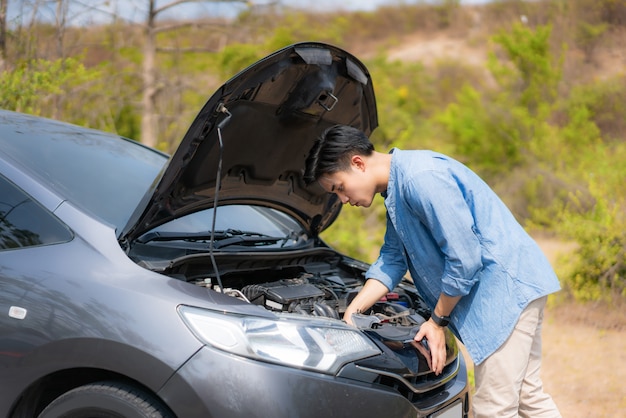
<box><xmin>431</xmin><ymin>312</ymin><xmax>450</xmax><ymax>327</ymax></box>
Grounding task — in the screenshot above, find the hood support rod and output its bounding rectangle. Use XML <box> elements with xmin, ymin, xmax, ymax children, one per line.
<box><xmin>208</xmin><ymin>103</ymin><xmax>232</xmax><ymax>294</ymax></box>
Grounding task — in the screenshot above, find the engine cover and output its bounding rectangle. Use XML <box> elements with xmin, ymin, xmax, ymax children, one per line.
<box><xmin>242</xmin><ymin>277</ymin><xmax>325</xmax><ymax>312</ymax></box>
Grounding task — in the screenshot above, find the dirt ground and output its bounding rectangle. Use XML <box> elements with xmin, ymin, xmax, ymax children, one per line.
<box><xmin>541</xmin><ymin>301</ymin><xmax>626</xmax><ymax>417</ymax></box>
<box><xmin>536</xmin><ymin>238</ymin><xmax>626</xmax><ymax>418</ymax></box>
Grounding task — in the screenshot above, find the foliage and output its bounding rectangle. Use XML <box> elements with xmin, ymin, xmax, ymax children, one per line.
<box><xmin>526</xmin><ymin>74</ymin><xmax>626</xmax><ymax>300</ymax></box>
<box><xmin>365</xmin><ymin>55</ymin><xmax>431</xmax><ymax>149</ymax></box>
<box><xmin>0</xmin><ymin>56</ymin><xmax>143</xmax><ymax>140</ymax></box>
<box><xmin>562</xmin><ymin>76</ymin><xmax>626</xmax><ymax>142</ymax></box>
<box><xmin>575</xmin><ymin>21</ymin><xmax>608</xmax><ymax>62</ymax></box>
<box><xmin>215</xmin><ymin>42</ymin><xmax>264</xmax><ymax>80</ymax></box>
<box><xmin>549</xmin><ymin>143</ymin><xmax>626</xmax><ymax>300</ymax></box>
<box><xmin>436</xmin><ymin>85</ymin><xmax>525</xmax><ymax>176</ymax></box>
<box><xmin>0</xmin><ymin>57</ymin><xmax>97</xmax><ymax>117</ymax></box>
<box><xmin>112</xmin><ymin>103</ymin><xmax>141</xmax><ymax>141</ymax></box>
<box><xmin>434</xmin><ymin>0</ymin><xmax>461</xmax><ymax>29</ymax></box>
<box><xmin>495</xmin><ymin>23</ymin><xmax>626</xmax><ymax>302</ymax></box>
<box><xmin>491</xmin><ymin>23</ymin><xmax>563</xmax><ymax>117</ymax></box>
<box><xmin>436</xmin><ymin>24</ymin><xmax>563</xmax><ymax>180</ymax></box>
<box><xmin>585</xmin><ymin>0</ymin><xmax>626</xmax><ymax>26</ymax></box>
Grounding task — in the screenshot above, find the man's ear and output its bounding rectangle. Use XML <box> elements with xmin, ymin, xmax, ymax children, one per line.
<box><xmin>351</xmin><ymin>155</ymin><xmax>366</xmax><ymax>171</ymax></box>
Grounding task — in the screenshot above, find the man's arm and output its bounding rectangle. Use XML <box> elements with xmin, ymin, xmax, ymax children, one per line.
<box><xmin>343</xmin><ymin>279</ymin><xmax>389</xmax><ymax>326</ymax></box>
<box><xmin>415</xmin><ymin>293</ymin><xmax>461</xmax><ymax>375</ymax></box>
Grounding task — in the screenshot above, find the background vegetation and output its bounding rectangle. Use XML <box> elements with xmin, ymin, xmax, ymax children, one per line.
<box><xmin>1</xmin><ymin>0</ymin><xmax>624</xmax><ymax>303</ymax></box>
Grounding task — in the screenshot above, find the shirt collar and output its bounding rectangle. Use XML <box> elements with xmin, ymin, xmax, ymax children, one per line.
<box><xmin>381</xmin><ymin>147</ymin><xmax>399</xmax><ymax>199</ymax></box>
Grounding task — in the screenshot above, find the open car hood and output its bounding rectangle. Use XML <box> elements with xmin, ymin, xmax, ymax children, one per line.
<box><xmin>121</xmin><ymin>42</ymin><xmax>377</xmax><ymax>243</ymax></box>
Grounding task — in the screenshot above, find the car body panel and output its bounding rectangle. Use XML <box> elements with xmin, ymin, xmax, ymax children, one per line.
<box><xmin>159</xmin><ymin>345</ymin><xmax>416</xmax><ymax>418</ymax></box>
<box><xmin>0</xmin><ymin>226</ymin><xmax>198</xmax><ymax>412</ymax></box>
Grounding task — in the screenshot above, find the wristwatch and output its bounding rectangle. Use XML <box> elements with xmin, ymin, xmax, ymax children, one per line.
<box><xmin>430</xmin><ymin>312</ymin><xmax>451</xmax><ymax>327</ymax></box>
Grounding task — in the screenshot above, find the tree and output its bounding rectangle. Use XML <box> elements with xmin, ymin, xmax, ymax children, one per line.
<box><xmin>140</xmin><ymin>0</ymin><xmax>251</xmax><ymax>148</ymax></box>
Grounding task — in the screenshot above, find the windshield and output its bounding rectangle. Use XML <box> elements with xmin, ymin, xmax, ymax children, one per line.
<box><xmin>0</xmin><ymin>112</ymin><xmax>167</xmax><ymax>231</ymax></box>
<box><xmin>149</xmin><ymin>205</ymin><xmax>307</xmax><ymax>249</ymax></box>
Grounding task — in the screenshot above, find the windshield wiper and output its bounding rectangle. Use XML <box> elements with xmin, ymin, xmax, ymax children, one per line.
<box><xmin>136</xmin><ymin>230</ymin><xmax>229</xmax><ymax>244</ymax></box>
<box><xmin>212</xmin><ymin>231</ymin><xmax>286</xmax><ymax>249</ymax></box>
<box><xmin>136</xmin><ymin>228</ymin><xmax>287</xmax><ymax>248</ymax></box>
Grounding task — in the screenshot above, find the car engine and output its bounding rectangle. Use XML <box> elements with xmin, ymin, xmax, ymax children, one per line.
<box><xmin>180</xmin><ymin>249</ymin><xmax>432</xmax><ymax>329</ymax></box>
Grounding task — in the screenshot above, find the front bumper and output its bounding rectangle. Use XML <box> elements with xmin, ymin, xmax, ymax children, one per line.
<box><xmin>158</xmin><ymin>345</ymin><xmax>469</xmax><ymax>418</ymax></box>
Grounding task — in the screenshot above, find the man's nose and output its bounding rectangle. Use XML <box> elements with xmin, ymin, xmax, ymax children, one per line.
<box><xmin>337</xmin><ymin>193</ymin><xmax>350</xmax><ymax>204</ymax></box>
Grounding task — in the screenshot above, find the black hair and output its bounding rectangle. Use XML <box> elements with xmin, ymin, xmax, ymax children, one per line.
<box><xmin>304</xmin><ymin>125</ymin><xmax>374</xmax><ymax>185</ymax></box>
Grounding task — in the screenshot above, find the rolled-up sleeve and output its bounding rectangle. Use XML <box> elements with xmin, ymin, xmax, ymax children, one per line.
<box><xmin>365</xmin><ymin>214</ymin><xmax>408</xmax><ymax>291</ymax></box>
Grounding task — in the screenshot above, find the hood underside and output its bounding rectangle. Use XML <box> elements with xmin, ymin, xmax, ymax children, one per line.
<box><xmin>122</xmin><ymin>42</ymin><xmax>377</xmax><ymax>243</ymax></box>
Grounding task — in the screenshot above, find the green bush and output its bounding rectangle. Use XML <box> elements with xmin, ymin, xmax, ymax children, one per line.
<box><xmin>575</xmin><ymin>21</ymin><xmax>608</xmax><ymax>62</ymax></box>
<box><xmin>562</xmin><ymin>76</ymin><xmax>626</xmax><ymax>142</ymax></box>
<box><xmin>437</xmin><ymin>85</ymin><xmax>526</xmax><ymax>176</ymax></box>
<box><xmin>215</xmin><ymin>43</ymin><xmax>265</xmax><ymax>81</ymax></box>
<box><xmin>553</xmin><ymin>148</ymin><xmax>626</xmax><ymax>300</ymax></box>
<box><xmin>0</xmin><ymin>57</ymin><xmax>98</xmax><ymax>117</ymax></box>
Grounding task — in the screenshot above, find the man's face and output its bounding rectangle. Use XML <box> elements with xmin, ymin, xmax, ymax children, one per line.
<box><xmin>318</xmin><ymin>156</ymin><xmax>376</xmax><ymax>208</ymax></box>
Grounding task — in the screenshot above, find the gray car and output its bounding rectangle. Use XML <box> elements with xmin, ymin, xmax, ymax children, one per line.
<box><xmin>0</xmin><ymin>42</ymin><xmax>469</xmax><ymax>418</ymax></box>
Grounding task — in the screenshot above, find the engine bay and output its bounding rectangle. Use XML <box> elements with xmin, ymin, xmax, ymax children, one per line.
<box><xmin>163</xmin><ymin>248</ymin><xmax>430</xmax><ymax>325</ymax></box>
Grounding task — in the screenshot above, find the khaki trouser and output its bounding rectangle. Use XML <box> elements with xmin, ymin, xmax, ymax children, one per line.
<box><xmin>473</xmin><ymin>296</ymin><xmax>562</xmax><ymax>418</ymax></box>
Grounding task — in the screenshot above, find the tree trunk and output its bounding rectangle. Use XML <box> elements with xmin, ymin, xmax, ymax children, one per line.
<box><xmin>139</xmin><ymin>0</ymin><xmax>250</xmax><ymax>148</ymax></box>
<box><xmin>141</xmin><ymin>0</ymin><xmax>158</xmax><ymax>148</ymax></box>
<box><xmin>0</xmin><ymin>0</ymin><xmax>7</xmax><ymax>71</ymax></box>
<box><xmin>55</xmin><ymin>0</ymin><xmax>68</xmax><ymax>58</ymax></box>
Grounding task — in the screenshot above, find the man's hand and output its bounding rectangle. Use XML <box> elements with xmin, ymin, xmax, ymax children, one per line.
<box><xmin>414</xmin><ymin>319</ymin><xmax>447</xmax><ymax>375</ymax></box>
<box><xmin>415</xmin><ymin>293</ymin><xmax>461</xmax><ymax>374</ymax></box>
<box><xmin>343</xmin><ymin>279</ymin><xmax>389</xmax><ymax>326</ymax></box>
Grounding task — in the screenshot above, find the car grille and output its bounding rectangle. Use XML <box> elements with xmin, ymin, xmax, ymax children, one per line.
<box><xmin>357</xmin><ymin>356</ymin><xmax>460</xmax><ymax>402</ymax></box>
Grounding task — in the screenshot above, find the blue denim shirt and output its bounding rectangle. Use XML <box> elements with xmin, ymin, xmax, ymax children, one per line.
<box><xmin>366</xmin><ymin>149</ymin><xmax>560</xmax><ymax>365</ymax></box>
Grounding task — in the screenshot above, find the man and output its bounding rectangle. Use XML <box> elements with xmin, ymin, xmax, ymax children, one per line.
<box><xmin>304</xmin><ymin>125</ymin><xmax>561</xmax><ymax>418</ymax></box>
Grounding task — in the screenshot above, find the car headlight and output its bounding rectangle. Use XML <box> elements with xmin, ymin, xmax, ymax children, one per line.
<box><xmin>178</xmin><ymin>305</ymin><xmax>381</xmax><ymax>374</ymax></box>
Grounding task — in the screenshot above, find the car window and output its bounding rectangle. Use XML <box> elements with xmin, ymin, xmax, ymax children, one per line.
<box><xmin>0</xmin><ymin>175</ymin><xmax>73</xmax><ymax>250</ymax></box>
